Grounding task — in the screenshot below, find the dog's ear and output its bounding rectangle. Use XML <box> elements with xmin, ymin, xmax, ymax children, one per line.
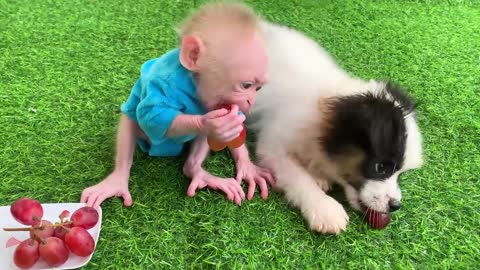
<box><xmin>384</xmin><ymin>81</ymin><xmax>418</xmax><ymax>115</ymax></box>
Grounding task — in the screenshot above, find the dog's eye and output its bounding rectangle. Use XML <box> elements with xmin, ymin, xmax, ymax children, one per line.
<box><xmin>375</xmin><ymin>163</ymin><xmax>387</xmax><ymax>175</ymax></box>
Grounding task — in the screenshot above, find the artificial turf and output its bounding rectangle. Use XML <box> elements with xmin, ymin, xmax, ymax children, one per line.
<box><xmin>1</xmin><ymin>0</ymin><xmax>479</xmax><ymax>269</ymax></box>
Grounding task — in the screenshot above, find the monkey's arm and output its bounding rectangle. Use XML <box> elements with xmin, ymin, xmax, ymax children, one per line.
<box><xmin>229</xmin><ymin>145</ymin><xmax>276</xmax><ymax>200</ymax></box>
<box><xmin>114</xmin><ymin>114</ymin><xmax>140</xmax><ymax>171</ymax></box>
<box><xmin>136</xmin><ymin>85</ymin><xmax>244</xmax><ymax>145</ymax></box>
<box><xmin>182</xmin><ymin>134</ymin><xmax>210</xmax><ymax>175</ymax></box>
<box><xmin>136</xmin><ymin>102</ymin><xmax>213</xmax><ymax>143</ymax></box>
<box><xmin>166</xmin><ymin>114</ymin><xmax>203</xmax><ymax>138</ymax></box>
<box><xmin>183</xmin><ymin>135</ymin><xmax>245</xmax><ymax>205</ymax></box>
<box><xmin>80</xmin><ymin>114</ymin><xmax>137</xmax><ymax>208</ymax></box>
<box><xmin>165</xmin><ymin>108</ymin><xmax>244</xmax><ymax>142</ymax></box>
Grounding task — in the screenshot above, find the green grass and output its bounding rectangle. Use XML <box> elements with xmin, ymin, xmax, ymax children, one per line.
<box><xmin>1</xmin><ymin>0</ymin><xmax>479</xmax><ymax>269</ymax></box>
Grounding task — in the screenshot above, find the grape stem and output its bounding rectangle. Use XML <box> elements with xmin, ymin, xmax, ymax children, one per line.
<box><xmin>3</xmin><ymin>227</ymin><xmax>31</xmax><ymax>232</ymax></box>
<box><xmin>32</xmin><ymin>229</ymin><xmax>43</xmax><ymax>242</ymax></box>
<box><xmin>3</xmin><ymin>221</ymin><xmax>73</xmax><ymax>232</ymax></box>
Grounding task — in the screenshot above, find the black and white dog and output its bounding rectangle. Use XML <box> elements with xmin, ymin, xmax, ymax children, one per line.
<box><xmin>248</xmin><ymin>21</ymin><xmax>424</xmax><ymax>234</ymax></box>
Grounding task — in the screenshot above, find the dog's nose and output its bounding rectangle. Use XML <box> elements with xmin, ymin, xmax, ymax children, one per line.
<box><xmin>388</xmin><ymin>199</ymin><xmax>401</xmax><ymax>212</ymax></box>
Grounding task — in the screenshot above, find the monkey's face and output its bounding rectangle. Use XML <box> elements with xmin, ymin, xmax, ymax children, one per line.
<box><xmin>196</xmin><ymin>32</ymin><xmax>268</xmax><ymax>113</ymax></box>
<box><xmin>197</xmin><ymin>73</ymin><xmax>265</xmax><ymax>113</ymax></box>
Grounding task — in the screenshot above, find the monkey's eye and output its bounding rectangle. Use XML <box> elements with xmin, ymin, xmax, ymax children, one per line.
<box><xmin>256</xmin><ymin>86</ymin><xmax>262</xmax><ymax>91</ymax></box>
<box><xmin>240</xmin><ymin>82</ymin><xmax>254</xmax><ymax>90</ymax></box>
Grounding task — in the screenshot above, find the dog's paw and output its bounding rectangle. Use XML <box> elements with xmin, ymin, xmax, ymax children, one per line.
<box><xmin>303</xmin><ymin>196</ymin><xmax>349</xmax><ymax>234</ymax></box>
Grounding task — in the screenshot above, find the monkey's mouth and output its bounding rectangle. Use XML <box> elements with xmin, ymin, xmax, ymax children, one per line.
<box><xmin>213</xmin><ymin>102</ymin><xmax>230</xmax><ymax>110</ymax></box>
<box><xmin>213</xmin><ymin>102</ymin><xmax>248</xmax><ymax>115</ymax></box>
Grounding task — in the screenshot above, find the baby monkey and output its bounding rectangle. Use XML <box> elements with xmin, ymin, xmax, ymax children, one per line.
<box><xmin>80</xmin><ymin>2</ymin><xmax>274</xmax><ymax>208</ymax></box>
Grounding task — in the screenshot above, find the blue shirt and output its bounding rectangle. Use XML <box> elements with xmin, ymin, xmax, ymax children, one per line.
<box><xmin>120</xmin><ymin>48</ymin><xmax>207</xmax><ymax>156</ymax></box>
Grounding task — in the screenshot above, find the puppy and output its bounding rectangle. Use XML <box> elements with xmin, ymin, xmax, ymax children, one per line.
<box><xmin>248</xmin><ymin>21</ymin><xmax>424</xmax><ymax>234</ymax></box>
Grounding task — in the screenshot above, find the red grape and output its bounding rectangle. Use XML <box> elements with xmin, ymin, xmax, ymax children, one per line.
<box><xmin>10</xmin><ymin>198</ymin><xmax>44</xmax><ymax>225</ymax></box>
<box><xmin>38</xmin><ymin>237</ymin><xmax>69</xmax><ymax>267</ymax></box>
<box><xmin>53</xmin><ymin>223</ymin><xmax>72</xmax><ymax>241</ymax></box>
<box><xmin>365</xmin><ymin>208</ymin><xmax>391</xmax><ymax>229</ymax></box>
<box><xmin>71</xmin><ymin>207</ymin><xmax>99</xmax><ymax>229</ymax></box>
<box><xmin>65</xmin><ymin>227</ymin><xmax>95</xmax><ymax>257</ymax></box>
<box><xmin>30</xmin><ymin>220</ymin><xmax>54</xmax><ymax>241</ymax></box>
<box><xmin>13</xmin><ymin>239</ymin><xmax>40</xmax><ymax>269</ymax></box>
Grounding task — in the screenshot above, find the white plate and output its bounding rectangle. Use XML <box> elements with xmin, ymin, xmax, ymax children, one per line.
<box><xmin>0</xmin><ymin>203</ymin><xmax>102</xmax><ymax>270</ymax></box>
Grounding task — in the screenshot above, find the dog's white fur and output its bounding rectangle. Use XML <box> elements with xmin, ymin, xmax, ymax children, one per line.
<box><xmin>248</xmin><ymin>21</ymin><xmax>423</xmax><ymax>234</ymax></box>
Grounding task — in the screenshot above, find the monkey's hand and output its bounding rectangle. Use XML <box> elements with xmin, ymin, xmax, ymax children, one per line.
<box><xmin>235</xmin><ymin>158</ymin><xmax>276</xmax><ymax>200</ymax></box>
<box><xmin>199</xmin><ymin>104</ymin><xmax>246</xmax><ymax>142</ymax></box>
<box><xmin>80</xmin><ymin>169</ymin><xmax>133</xmax><ymax>209</ymax></box>
<box><xmin>186</xmin><ymin>167</ymin><xmax>245</xmax><ymax>206</ymax></box>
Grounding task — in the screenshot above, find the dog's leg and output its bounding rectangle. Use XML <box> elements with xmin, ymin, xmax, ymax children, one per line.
<box><xmin>343</xmin><ymin>183</ymin><xmax>362</xmax><ymax>212</ymax></box>
<box><xmin>264</xmin><ymin>155</ymin><xmax>349</xmax><ymax>234</ymax></box>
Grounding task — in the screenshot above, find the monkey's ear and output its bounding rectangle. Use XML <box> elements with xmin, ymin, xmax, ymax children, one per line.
<box><xmin>179</xmin><ymin>35</ymin><xmax>205</xmax><ymax>71</ymax></box>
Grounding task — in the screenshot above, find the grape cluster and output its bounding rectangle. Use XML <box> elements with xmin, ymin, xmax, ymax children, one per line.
<box><xmin>4</xmin><ymin>198</ymin><xmax>99</xmax><ymax>269</ymax></box>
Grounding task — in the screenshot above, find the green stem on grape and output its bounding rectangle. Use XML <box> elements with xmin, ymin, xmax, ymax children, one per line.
<box><xmin>59</xmin><ymin>224</ymin><xmax>71</xmax><ymax>231</ymax></box>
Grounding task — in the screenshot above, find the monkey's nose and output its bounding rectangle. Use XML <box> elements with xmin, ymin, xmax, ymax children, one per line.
<box><xmin>388</xmin><ymin>199</ymin><xmax>401</xmax><ymax>212</ymax></box>
<box><xmin>246</xmin><ymin>100</ymin><xmax>253</xmax><ymax>111</ymax></box>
